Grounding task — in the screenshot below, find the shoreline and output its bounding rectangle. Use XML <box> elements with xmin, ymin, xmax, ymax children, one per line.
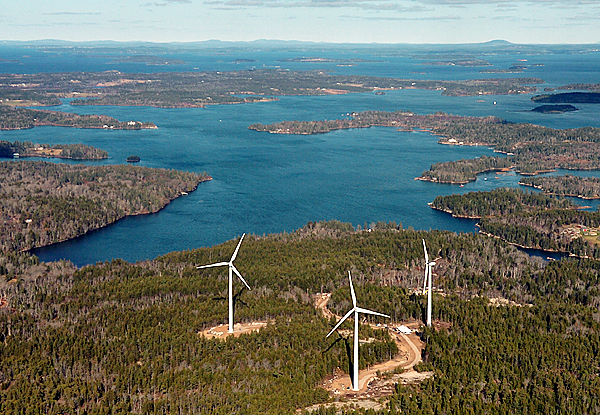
<box><xmin>416</xmin><ymin>166</ymin><xmax>515</xmax><ymax>184</ymax></box>
<box><xmin>18</xmin><ymin>151</ymin><xmax>108</xmax><ymax>161</ymax></box>
<box><xmin>427</xmin><ymin>203</ymin><xmax>481</xmax><ymax>219</ymax></box>
<box><xmin>22</xmin><ymin>175</ymin><xmax>212</xmax><ymax>255</ymax></box>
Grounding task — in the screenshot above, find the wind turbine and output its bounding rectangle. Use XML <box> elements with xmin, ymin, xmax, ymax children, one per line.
<box><xmin>197</xmin><ymin>234</ymin><xmax>250</xmax><ymax>333</ymax></box>
<box><xmin>422</xmin><ymin>239</ymin><xmax>435</xmax><ymax>327</ymax></box>
<box><xmin>327</xmin><ymin>271</ymin><xmax>390</xmax><ymax>391</ymax></box>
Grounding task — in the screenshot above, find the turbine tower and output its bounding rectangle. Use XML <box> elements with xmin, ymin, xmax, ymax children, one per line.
<box><xmin>197</xmin><ymin>234</ymin><xmax>250</xmax><ymax>333</ymax></box>
<box><xmin>327</xmin><ymin>271</ymin><xmax>390</xmax><ymax>391</ymax></box>
<box><xmin>422</xmin><ymin>239</ymin><xmax>435</xmax><ymax>327</ymax></box>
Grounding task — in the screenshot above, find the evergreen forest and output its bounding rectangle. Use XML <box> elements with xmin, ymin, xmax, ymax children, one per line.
<box><xmin>1</xmin><ymin>221</ymin><xmax>600</xmax><ymax>414</ymax></box>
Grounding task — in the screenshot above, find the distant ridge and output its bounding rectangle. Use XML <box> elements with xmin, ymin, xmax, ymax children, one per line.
<box><xmin>481</xmin><ymin>40</ymin><xmax>514</xmax><ymax>46</ymax></box>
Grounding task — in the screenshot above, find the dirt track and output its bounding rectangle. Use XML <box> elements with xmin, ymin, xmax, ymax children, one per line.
<box><xmin>314</xmin><ymin>293</ymin><xmax>431</xmax><ymax>397</ymax></box>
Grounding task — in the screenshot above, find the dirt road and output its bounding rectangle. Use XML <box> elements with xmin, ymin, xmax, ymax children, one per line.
<box><xmin>314</xmin><ymin>293</ymin><xmax>428</xmax><ymax>396</ymax></box>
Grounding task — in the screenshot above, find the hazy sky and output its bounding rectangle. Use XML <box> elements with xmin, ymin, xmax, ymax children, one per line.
<box><xmin>2</xmin><ymin>0</ymin><xmax>600</xmax><ymax>44</ymax></box>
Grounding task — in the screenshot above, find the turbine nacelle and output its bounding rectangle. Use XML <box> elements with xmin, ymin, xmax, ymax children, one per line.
<box><xmin>196</xmin><ymin>233</ymin><xmax>250</xmax><ymax>290</ymax></box>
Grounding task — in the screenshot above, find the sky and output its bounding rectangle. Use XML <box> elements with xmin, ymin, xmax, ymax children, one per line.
<box><xmin>2</xmin><ymin>0</ymin><xmax>600</xmax><ymax>44</ymax></box>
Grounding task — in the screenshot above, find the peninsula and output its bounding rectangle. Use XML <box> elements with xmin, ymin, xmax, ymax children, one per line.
<box><xmin>0</xmin><ymin>105</ymin><xmax>157</xmax><ymax>131</ymax></box>
<box><xmin>0</xmin><ymin>161</ymin><xmax>211</xmax><ymax>252</ymax></box>
<box><xmin>431</xmin><ymin>188</ymin><xmax>600</xmax><ymax>258</ymax></box>
<box><xmin>0</xmin><ymin>140</ymin><xmax>108</xmax><ymax>160</ymax></box>
<box><xmin>519</xmin><ymin>175</ymin><xmax>600</xmax><ymax>199</ymax></box>
<box><xmin>531</xmin><ymin>92</ymin><xmax>600</xmax><ymax>104</ymax></box>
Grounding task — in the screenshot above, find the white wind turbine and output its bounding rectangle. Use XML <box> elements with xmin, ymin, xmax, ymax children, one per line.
<box><xmin>422</xmin><ymin>239</ymin><xmax>435</xmax><ymax>327</ymax></box>
<box><xmin>197</xmin><ymin>233</ymin><xmax>250</xmax><ymax>333</ymax></box>
<box><xmin>327</xmin><ymin>271</ymin><xmax>390</xmax><ymax>391</ymax></box>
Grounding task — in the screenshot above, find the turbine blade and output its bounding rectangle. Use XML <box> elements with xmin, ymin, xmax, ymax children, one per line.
<box><xmin>326</xmin><ymin>308</ymin><xmax>354</xmax><ymax>337</ymax></box>
<box><xmin>196</xmin><ymin>262</ymin><xmax>229</xmax><ymax>269</ymax></box>
<box><xmin>422</xmin><ymin>239</ymin><xmax>429</xmax><ymax>263</ymax></box>
<box><xmin>232</xmin><ymin>264</ymin><xmax>251</xmax><ymax>290</ymax></box>
<box><xmin>230</xmin><ymin>233</ymin><xmax>246</xmax><ymax>262</ymax></box>
<box><xmin>355</xmin><ymin>307</ymin><xmax>390</xmax><ymax>319</ymax></box>
<box><xmin>423</xmin><ymin>265</ymin><xmax>428</xmax><ymax>294</ymax></box>
<box><xmin>348</xmin><ymin>271</ymin><xmax>357</xmax><ymax>307</ymax></box>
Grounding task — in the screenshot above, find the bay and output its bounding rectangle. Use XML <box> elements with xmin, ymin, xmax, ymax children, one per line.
<box><xmin>1</xmin><ymin>44</ymin><xmax>598</xmax><ymax>265</ymax></box>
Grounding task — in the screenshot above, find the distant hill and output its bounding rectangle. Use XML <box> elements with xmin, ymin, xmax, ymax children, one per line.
<box><xmin>481</xmin><ymin>39</ymin><xmax>514</xmax><ymax>46</ymax></box>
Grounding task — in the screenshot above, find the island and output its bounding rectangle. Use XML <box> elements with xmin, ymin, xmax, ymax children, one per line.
<box><xmin>277</xmin><ymin>57</ymin><xmax>381</xmax><ymax>63</ymax></box>
<box><xmin>480</xmin><ymin>67</ymin><xmax>525</xmax><ymax>74</ymax></box>
<box><xmin>126</xmin><ymin>155</ymin><xmax>141</xmax><ymax>163</ymax></box>
<box><xmin>0</xmin><ymin>161</ymin><xmax>211</xmax><ymax>252</ymax></box>
<box><xmin>531</xmin><ymin>104</ymin><xmax>579</xmax><ymax>114</ymax></box>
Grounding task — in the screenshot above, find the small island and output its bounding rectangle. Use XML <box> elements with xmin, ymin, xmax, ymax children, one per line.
<box><xmin>126</xmin><ymin>155</ymin><xmax>141</xmax><ymax>163</ymax></box>
<box><xmin>531</xmin><ymin>104</ymin><xmax>579</xmax><ymax>114</ymax></box>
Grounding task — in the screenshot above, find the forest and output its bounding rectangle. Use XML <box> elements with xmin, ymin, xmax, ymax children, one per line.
<box><xmin>0</xmin><ymin>161</ymin><xmax>210</xmax><ymax>252</ymax></box>
<box><xmin>1</xmin><ymin>222</ymin><xmax>600</xmax><ymax>414</ymax></box>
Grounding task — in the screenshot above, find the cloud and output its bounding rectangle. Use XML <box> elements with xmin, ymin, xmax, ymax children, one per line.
<box><xmin>42</xmin><ymin>12</ymin><xmax>102</xmax><ymax>16</ymax></box>
<box><xmin>565</xmin><ymin>13</ymin><xmax>600</xmax><ymax>20</ymax></box>
<box><xmin>417</xmin><ymin>0</ymin><xmax>600</xmax><ymax>4</ymax></box>
<box><xmin>352</xmin><ymin>14</ymin><xmax>462</xmax><ymax>20</ymax></box>
<box><xmin>204</xmin><ymin>0</ymin><xmax>600</xmax><ymax>5</ymax></box>
<box><xmin>492</xmin><ymin>15</ymin><xmax>541</xmax><ymax>21</ymax></box>
<box><xmin>143</xmin><ymin>0</ymin><xmax>191</xmax><ymax>5</ymax></box>
<box><xmin>204</xmin><ymin>0</ymin><xmax>428</xmax><ymax>11</ymax></box>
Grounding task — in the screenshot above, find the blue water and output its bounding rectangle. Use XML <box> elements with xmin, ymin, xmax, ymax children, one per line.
<box><xmin>1</xmin><ymin>43</ymin><xmax>599</xmax><ymax>266</ymax></box>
